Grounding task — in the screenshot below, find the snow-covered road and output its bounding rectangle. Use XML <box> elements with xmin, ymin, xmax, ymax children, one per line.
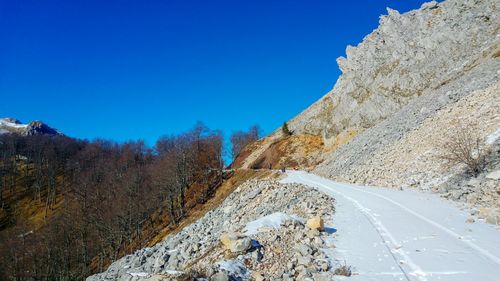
<box><xmin>282</xmin><ymin>171</ymin><xmax>500</xmax><ymax>281</ymax></box>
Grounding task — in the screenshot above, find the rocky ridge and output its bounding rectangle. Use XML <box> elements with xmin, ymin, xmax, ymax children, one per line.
<box><xmin>237</xmin><ymin>0</ymin><xmax>499</xmax><ymax>219</ymax></box>
<box><xmin>236</xmin><ymin>0</ymin><xmax>499</xmax><ymax>182</ymax></box>
<box><xmin>0</xmin><ymin>118</ymin><xmax>61</xmax><ymax>136</ymax></box>
<box><xmin>308</xmin><ymin>0</ymin><xmax>500</xmax><ymax>221</ymax></box>
<box><xmin>288</xmin><ymin>0</ymin><xmax>499</xmax><ymax>143</ymax></box>
<box><xmin>87</xmin><ymin>179</ymin><xmax>338</xmax><ymax>281</ymax></box>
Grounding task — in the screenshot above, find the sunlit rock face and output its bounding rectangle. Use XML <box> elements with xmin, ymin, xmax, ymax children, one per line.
<box><xmin>288</xmin><ymin>0</ymin><xmax>499</xmax><ymax>142</ymax></box>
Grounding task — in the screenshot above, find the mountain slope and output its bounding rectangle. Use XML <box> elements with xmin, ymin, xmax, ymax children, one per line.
<box><xmin>87</xmin><ymin>0</ymin><xmax>500</xmax><ymax>280</ymax></box>
<box><xmin>288</xmin><ymin>0</ymin><xmax>498</xmax><ymax>142</ymax></box>
<box><xmin>237</xmin><ymin>0</ymin><xmax>499</xmax><ymax>216</ymax></box>
<box><xmin>235</xmin><ymin>0</ymin><xmax>499</xmax><ymax>173</ymax></box>
<box><xmin>0</xmin><ymin>118</ymin><xmax>61</xmax><ymax>136</ymax></box>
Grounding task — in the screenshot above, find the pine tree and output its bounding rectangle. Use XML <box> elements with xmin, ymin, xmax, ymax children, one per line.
<box><xmin>282</xmin><ymin>122</ymin><xmax>292</xmax><ymax>136</ymax></box>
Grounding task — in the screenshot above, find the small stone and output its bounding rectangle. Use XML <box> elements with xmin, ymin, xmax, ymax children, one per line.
<box><xmin>478</xmin><ymin>207</ymin><xmax>491</xmax><ymax>219</ymax></box>
<box><xmin>297</xmin><ymin>256</ymin><xmax>312</xmax><ymax>265</ymax></box>
<box><xmin>467</xmin><ymin>178</ymin><xmax>481</xmax><ymax>187</ymax></box>
<box><xmin>486</xmin><ymin>213</ymin><xmax>498</xmax><ymax>225</ymax></box>
<box><xmin>313</xmin><ymin>237</ymin><xmax>323</xmax><ymax>246</ymax></box>
<box><xmin>486</xmin><ymin>170</ymin><xmax>500</xmax><ymax>180</ymax></box>
<box><xmin>306</xmin><ymin>217</ymin><xmax>324</xmax><ymax>231</ymax></box>
<box><xmin>220</xmin><ymin>232</ymin><xmax>252</xmax><ymax>253</ymax></box>
<box><xmin>307</xmin><ymin>229</ymin><xmax>320</xmax><ymax>238</ymax></box>
<box><xmin>294</xmin><ymin>244</ymin><xmax>313</xmax><ymax>256</ymax></box>
<box><xmin>312</xmin><ymin>272</ymin><xmax>332</xmax><ymax>281</ymax></box>
<box><xmin>212</xmin><ymin>271</ymin><xmax>229</xmax><ymax>281</ymax></box>
<box><xmin>252</xmin><ymin>271</ymin><xmax>265</xmax><ymax>281</ymax></box>
<box><xmin>251</xmin><ymin>249</ymin><xmax>263</xmax><ymax>262</ymax></box>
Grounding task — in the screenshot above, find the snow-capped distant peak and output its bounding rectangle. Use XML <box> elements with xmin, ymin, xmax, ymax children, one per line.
<box><xmin>0</xmin><ymin>118</ymin><xmax>28</xmax><ymax>129</ymax></box>
<box><xmin>0</xmin><ymin>117</ymin><xmax>62</xmax><ymax>136</ymax></box>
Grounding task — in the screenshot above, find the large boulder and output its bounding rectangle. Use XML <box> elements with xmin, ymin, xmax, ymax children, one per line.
<box><xmin>220</xmin><ymin>232</ymin><xmax>252</xmax><ymax>253</ymax></box>
<box><xmin>306</xmin><ymin>216</ymin><xmax>324</xmax><ymax>231</ymax></box>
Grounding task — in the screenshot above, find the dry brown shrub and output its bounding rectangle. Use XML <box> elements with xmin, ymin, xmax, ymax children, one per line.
<box><xmin>439</xmin><ymin>122</ymin><xmax>488</xmax><ymax>176</ymax></box>
<box><xmin>334</xmin><ymin>262</ymin><xmax>353</xmax><ymax>277</ymax></box>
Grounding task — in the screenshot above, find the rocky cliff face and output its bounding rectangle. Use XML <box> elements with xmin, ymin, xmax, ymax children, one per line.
<box><xmin>288</xmin><ymin>0</ymin><xmax>498</xmax><ymax>144</ymax></box>
<box><xmin>0</xmin><ymin>118</ymin><xmax>61</xmax><ymax>136</ymax></box>
<box><xmin>236</xmin><ymin>0</ymin><xmax>499</xmax><ymax>176</ymax></box>
<box><xmin>298</xmin><ymin>0</ymin><xmax>500</xmax><ymax>219</ymax></box>
<box><xmin>236</xmin><ymin>0</ymin><xmax>499</xmax><ymax>213</ymax></box>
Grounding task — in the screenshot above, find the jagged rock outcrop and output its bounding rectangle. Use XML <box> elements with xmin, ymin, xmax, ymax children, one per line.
<box><xmin>288</xmin><ymin>0</ymin><xmax>498</xmax><ymax>143</ymax></box>
<box><xmin>235</xmin><ymin>0</ymin><xmax>499</xmax><ymax>176</ymax></box>
<box><xmin>309</xmin><ymin>0</ymin><xmax>500</xmax><ymax>215</ymax></box>
<box><xmin>0</xmin><ymin>118</ymin><xmax>62</xmax><ymax>136</ymax></box>
<box><xmin>292</xmin><ymin>0</ymin><xmax>500</xmax><ymax>220</ymax></box>
<box><xmin>235</xmin><ymin>0</ymin><xmax>499</xmax><ymax>218</ymax></box>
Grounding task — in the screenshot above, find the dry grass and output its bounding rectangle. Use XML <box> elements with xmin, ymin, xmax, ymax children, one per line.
<box><xmin>0</xmin><ymin>170</ymin><xmax>66</xmax><ymax>231</ymax></box>
<box><xmin>231</xmin><ymin>136</ymin><xmax>273</xmax><ymax>169</ymax></box>
<box><xmin>14</xmin><ymin>193</ymin><xmax>65</xmax><ymax>229</ymax></box>
<box><xmin>250</xmin><ymin>134</ymin><xmax>324</xmax><ymax>170</ymax></box>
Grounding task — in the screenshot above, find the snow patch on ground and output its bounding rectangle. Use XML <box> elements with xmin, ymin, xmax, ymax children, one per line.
<box><xmin>216</xmin><ymin>260</ymin><xmax>250</xmax><ymax>279</ymax></box>
<box><xmin>243</xmin><ymin>212</ymin><xmax>302</xmax><ymax>235</ymax></box>
<box><xmin>164</xmin><ymin>270</ymin><xmax>183</xmax><ymax>275</ymax></box>
<box><xmin>0</xmin><ymin>118</ymin><xmax>27</xmax><ymax>129</ymax></box>
<box><xmin>127</xmin><ymin>272</ymin><xmax>148</xmax><ymax>277</ymax></box>
<box><xmin>486</xmin><ymin>128</ymin><xmax>500</xmax><ymax>144</ymax></box>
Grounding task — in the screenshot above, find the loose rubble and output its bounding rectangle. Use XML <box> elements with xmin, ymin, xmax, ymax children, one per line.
<box><xmin>87</xmin><ymin>179</ymin><xmax>337</xmax><ymax>281</ymax></box>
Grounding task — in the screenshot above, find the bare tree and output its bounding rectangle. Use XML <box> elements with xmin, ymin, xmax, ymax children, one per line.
<box><xmin>0</xmin><ymin>122</ymin><xmax>227</xmax><ymax>281</ymax></box>
<box><xmin>230</xmin><ymin>125</ymin><xmax>261</xmax><ymax>160</ymax></box>
<box><xmin>440</xmin><ymin>123</ymin><xmax>488</xmax><ymax>176</ymax></box>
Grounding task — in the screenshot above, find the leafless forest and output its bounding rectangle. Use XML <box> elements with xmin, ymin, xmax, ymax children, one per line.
<box><xmin>0</xmin><ymin>123</ymin><xmax>259</xmax><ymax>281</ymax></box>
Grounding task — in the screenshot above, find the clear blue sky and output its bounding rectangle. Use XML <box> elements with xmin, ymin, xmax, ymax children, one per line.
<box><xmin>1</xmin><ymin>0</ymin><xmax>427</xmax><ymax>145</ymax></box>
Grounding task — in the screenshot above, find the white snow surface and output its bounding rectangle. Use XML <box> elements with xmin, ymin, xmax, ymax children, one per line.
<box><xmin>282</xmin><ymin>171</ymin><xmax>500</xmax><ymax>281</ymax></box>
<box><xmin>0</xmin><ymin>118</ymin><xmax>27</xmax><ymax>129</ymax></box>
<box><xmin>486</xmin><ymin>128</ymin><xmax>500</xmax><ymax>144</ymax></box>
<box><xmin>164</xmin><ymin>270</ymin><xmax>183</xmax><ymax>275</ymax></box>
<box><xmin>127</xmin><ymin>272</ymin><xmax>148</xmax><ymax>277</ymax></box>
<box><xmin>243</xmin><ymin>212</ymin><xmax>302</xmax><ymax>235</ymax></box>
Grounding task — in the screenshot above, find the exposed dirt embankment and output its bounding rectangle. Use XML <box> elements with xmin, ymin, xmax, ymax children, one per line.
<box><xmin>232</xmin><ymin>133</ymin><xmax>325</xmax><ymax>170</ymax></box>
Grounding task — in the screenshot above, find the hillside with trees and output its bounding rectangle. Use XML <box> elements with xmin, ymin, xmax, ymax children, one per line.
<box><xmin>0</xmin><ymin>122</ymin><xmax>230</xmax><ymax>281</ymax></box>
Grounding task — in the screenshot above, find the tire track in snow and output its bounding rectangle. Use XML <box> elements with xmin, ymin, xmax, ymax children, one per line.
<box><xmin>344</xmin><ymin>184</ymin><xmax>500</xmax><ymax>266</ymax></box>
<box><xmin>295</xmin><ymin>173</ymin><xmax>426</xmax><ymax>281</ymax></box>
<box><xmin>288</xmin><ymin>171</ymin><xmax>500</xmax><ymax>280</ymax></box>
